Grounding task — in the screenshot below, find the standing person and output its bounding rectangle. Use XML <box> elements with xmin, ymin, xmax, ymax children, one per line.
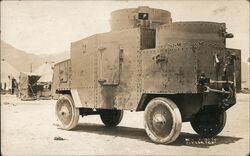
<box><xmin>8</xmin><ymin>76</ymin><xmax>12</xmax><ymax>94</ymax></box>
<box><xmin>3</xmin><ymin>82</ymin><xmax>7</xmax><ymax>94</ymax></box>
<box><xmin>11</xmin><ymin>78</ymin><xmax>17</xmax><ymax>95</ymax></box>
<box><xmin>4</xmin><ymin>82</ymin><xmax>6</xmax><ymax>90</ymax></box>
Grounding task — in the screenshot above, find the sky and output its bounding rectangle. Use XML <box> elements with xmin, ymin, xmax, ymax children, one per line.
<box><xmin>1</xmin><ymin>0</ymin><xmax>249</xmax><ymax>61</ymax></box>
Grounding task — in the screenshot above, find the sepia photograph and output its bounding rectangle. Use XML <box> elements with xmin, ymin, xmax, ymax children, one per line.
<box><xmin>1</xmin><ymin>0</ymin><xmax>249</xmax><ymax>155</ymax></box>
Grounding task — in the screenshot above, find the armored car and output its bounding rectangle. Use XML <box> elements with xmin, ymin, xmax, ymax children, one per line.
<box><xmin>52</xmin><ymin>6</ymin><xmax>241</xmax><ymax>144</ymax></box>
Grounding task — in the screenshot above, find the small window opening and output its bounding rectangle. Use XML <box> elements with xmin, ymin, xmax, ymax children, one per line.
<box><xmin>138</xmin><ymin>13</ymin><xmax>149</xmax><ymax>20</ymax></box>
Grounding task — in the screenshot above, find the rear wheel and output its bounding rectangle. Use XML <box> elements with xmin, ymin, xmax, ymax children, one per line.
<box><xmin>144</xmin><ymin>97</ymin><xmax>182</xmax><ymax>144</ymax></box>
<box><xmin>100</xmin><ymin>110</ymin><xmax>123</xmax><ymax>127</ymax></box>
<box><xmin>190</xmin><ymin>109</ymin><xmax>227</xmax><ymax>137</ymax></box>
<box><xmin>55</xmin><ymin>94</ymin><xmax>79</xmax><ymax>130</ymax></box>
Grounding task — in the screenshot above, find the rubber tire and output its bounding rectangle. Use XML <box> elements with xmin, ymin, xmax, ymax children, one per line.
<box><xmin>100</xmin><ymin>110</ymin><xmax>123</xmax><ymax>127</ymax></box>
<box><xmin>190</xmin><ymin>110</ymin><xmax>227</xmax><ymax>137</ymax></box>
<box><xmin>144</xmin><ymin>97</ymin><xmax>182</xmax><ymax>144</ymax></box>
<box><xmin>55</xmin><ymin>94</ymin><xmax>79</xmax><ymax>130</ymax></box>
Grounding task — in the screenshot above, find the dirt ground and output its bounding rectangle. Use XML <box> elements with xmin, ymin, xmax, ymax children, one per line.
<box><xmin>1</xmin><ymin>94</ymin><xmax>249</xmax><ymax>155</ymax></box>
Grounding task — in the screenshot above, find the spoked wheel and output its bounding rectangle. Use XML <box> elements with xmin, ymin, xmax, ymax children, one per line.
<box><xmin>100</xmin><ymin>109</ymin><xmax>123</xmax><ymax>127</ymax></box>
<box><xmin>144</xmin><ymin>97</ymin><xmax>182</xmax><ymax>144</ymax></box>
<box><xmin>55</xmin><ymin>94</ymin><xmax>80</xmax><ymax>130</ymax></box>
<box><xmin>190</xmin><ymin>109</ymin><xmax>227</xmax><ymax>137</ymax></box>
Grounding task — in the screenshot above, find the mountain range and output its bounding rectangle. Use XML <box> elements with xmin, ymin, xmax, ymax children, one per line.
<box><xmin>1</xmin><ymin>40</ymin><xmax>69</xmax><ymax>72</ymax></box>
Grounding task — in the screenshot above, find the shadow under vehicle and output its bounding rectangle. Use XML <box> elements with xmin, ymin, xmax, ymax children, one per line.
<box><xmin>52</xmin><ymin>6</ymin><xmax>241</xmax><ymax>144</ymax></box>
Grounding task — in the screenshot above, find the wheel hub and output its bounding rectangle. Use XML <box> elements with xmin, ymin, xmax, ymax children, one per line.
<box><xmin>57</xmin><ymin>100</ymin><xmax>72</xmax><ymax>125</ymax></box>
<box><xmin>150</xmin><ymin>106</ymin><xmax>173</xmax><ymax>137</ymax></box>
<box><xmin>60</xmin><ymin>105</ymin><xmax>70</xmax><ymax>116</ymax></box>
<box><xmin>153</xmin><ymin>113</ymin><xmax>167</xmax><ymax>128</ymax></box>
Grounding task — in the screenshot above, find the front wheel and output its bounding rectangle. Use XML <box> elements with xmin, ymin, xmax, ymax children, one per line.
<box><xmin>100</xmin><ymin>109</ymin><xmax>123</xmax><ymax>127</ymax></box>
<box><xmin>190</xmin><ymin>109</ymin><xmax>227</xmax><ymax>137</ymax></box>
<box><xmin>55</xmin><ymin>94</ymin><xmax>80</xmax><ymax>130</ymax></box>
<box><xmin>144</xmin><ymin>97</ymin><xmax>182</xmax><ymax>144</ymax></box>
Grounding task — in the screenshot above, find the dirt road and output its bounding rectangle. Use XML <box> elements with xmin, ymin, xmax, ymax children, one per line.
<box><xmin>1</xmin><ymin>94</ymin><xmax>249</xmax><ymax>155</ymax></box>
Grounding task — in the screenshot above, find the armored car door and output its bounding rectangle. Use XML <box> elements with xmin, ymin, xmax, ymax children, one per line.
<box><xmin>96</xmin><ymin>42</ymin><xmax>123</xmax><ymax>109</ymax></box>
<box><xmin>98</xmin><ymin>42</ymin><xmax>121</xmax><ymax>85</ymax></box>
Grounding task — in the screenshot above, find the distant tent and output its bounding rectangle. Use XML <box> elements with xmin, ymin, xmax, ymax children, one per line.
<box><xmin>1</xmin><ymin>59</ymin><xmax>19</xmax><ymax>82</ymax></box>
<box><xmin>17</xmin><ymin>62</ymin><xmax>53</xmax><ymax>100</ymax></box>
<box><xmin>31</xmin><ymin>62</ymin><xmax>53</xmax><ymax>99</ymax></box>
<box><xmin>19</xmin><ymin>72</ymin><xmax>41</xmax><ymax>100</ymax></box>
<box><xmin>33</xmin><ymin>62</ymin><xmax>53</xmax><ymax>83</ymax></box>
<box><xmin>1</xmin><ymin>59</ymin><xmax>19</xmax><ymax>90</ymax></box>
